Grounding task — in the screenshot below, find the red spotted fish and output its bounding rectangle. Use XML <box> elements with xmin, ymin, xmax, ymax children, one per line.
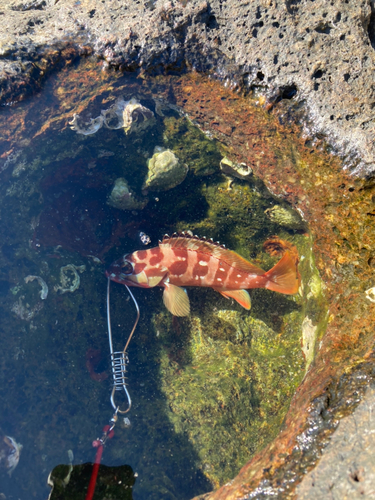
<box><xmin>106</xmin><ymin>233</ymin><xmax>300</xmax><ymax>317</ymax></box>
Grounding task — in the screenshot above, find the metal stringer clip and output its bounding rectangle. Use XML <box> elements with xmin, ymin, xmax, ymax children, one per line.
<box><xmin>106</xmin><ymin>278</ymin><xmax>140</xmax><ymax>414</ymax></box>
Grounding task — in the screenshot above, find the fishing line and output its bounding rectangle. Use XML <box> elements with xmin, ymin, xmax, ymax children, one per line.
<box><xmin>85</xmin><ymin>279</ymin><xmax>139</xmax><ymax>500</ymax></box>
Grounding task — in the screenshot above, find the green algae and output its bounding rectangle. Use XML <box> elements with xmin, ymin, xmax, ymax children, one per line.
<box><xmin>162</xmin><ymin>116</ymin><xmax>222</xmax><ymax>176</ymax></box>
<box><xmin>156</xmin><ymin>311</ymin><xmax>304</xmax><ymax>487</ymax></box>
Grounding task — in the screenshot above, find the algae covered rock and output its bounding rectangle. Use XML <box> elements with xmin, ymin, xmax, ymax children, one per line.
<box><xmin>107</xmin><ymin>177</ymin><xmax>148</xmax><ymax>211</ymax></box>
<box><xmin>265</xmin><ymin>204</ymin><xmax>306</xmax><ymax>230</ymax></box>
<box><xmin>157</xmin><ymin>308</ymin><xmax>305</xmax><ymax>488</ymax></box>
<box><xmin>143</xmin><ymin>147</ymin><xmax>188</xmax><ymax>192</ymax></box>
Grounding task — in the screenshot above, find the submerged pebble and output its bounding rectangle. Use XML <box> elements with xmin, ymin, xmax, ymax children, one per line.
<box><xmin>365</xmin><ymin>286</ymin><xmax>375</xmax><ymax>303</ymax></box>
<box><xmin>139</xmin><ymin>231</ymin><xmax>151</xmax><ymax>245</ymax></box>
<box><xmin>107</xmin><ymin>178</ymin><xmax>148</xmax><ymax>211</ymax></box>
<box><xmin>143</xmin><ymin>147</ymin><xmax>187</xmax><ymax>192</ymax></box>
<box><xmin>265</xmin><ymin>204</ymin><xmax>306</xmax><ymax>230</ymax></box>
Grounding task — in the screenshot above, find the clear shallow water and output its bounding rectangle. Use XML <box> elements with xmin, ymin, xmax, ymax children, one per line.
<box><xmin>0</xmin><ymin>60</ymin><xmax>319</xmax><ymax>499</ymax></box>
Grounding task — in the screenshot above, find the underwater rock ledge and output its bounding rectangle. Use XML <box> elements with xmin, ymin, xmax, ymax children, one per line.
<box><xmin>0</xmin><ymin>0</ymin><xmax>375</xmax><ymax>176</ymax></box>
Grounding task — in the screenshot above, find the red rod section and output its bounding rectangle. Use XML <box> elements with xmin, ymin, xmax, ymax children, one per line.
<box><xmin>85</xmin><ymin>426</ymin><xmax>114</xmax><ymax>500</ymax></box>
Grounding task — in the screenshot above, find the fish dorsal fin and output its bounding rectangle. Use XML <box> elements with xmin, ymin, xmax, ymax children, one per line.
<box><xmin>161</xmin><ymin>233</ymin><xmax>266</xmax><ymax>275</ymax></box>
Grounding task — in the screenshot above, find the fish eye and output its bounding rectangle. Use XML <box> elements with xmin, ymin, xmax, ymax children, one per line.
<box><xmin>121</xmin><ymin>260</ymin><xmax>133</xmax><ymax>275</ymax></box>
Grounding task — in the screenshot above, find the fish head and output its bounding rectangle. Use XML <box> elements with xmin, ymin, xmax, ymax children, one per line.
<box><xmin>105</xmin><ymin>254</ymin><xmax>149</xmax><ymax>287</ymax></box>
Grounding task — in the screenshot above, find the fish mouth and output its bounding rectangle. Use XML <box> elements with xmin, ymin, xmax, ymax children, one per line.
<box><xmin>105</xmin><ymin>266</ymin><xmax>147</xmax><ymax>287</ymax></box>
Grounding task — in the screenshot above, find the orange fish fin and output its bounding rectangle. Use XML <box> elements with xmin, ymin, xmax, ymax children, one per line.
<box><xmin>264</xmin><ymin>251</ymin><xmax>300</xmax><ymax>294</ymax></box>
<box><xmin>161</xmin><ymin>234</ymin><xmax>265</xmax><ymax>275</ymax></box>
<box><xmin>163</xmin><ymin>283</ymin><xmax>190</xmax><ymax>317</ymax></box>
<box><xmin>216</xmin><ymin>289</ymin><xmax>251</xmax><ymax>310</ymax></box>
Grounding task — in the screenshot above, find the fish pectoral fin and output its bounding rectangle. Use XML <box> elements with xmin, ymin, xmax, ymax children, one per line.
<box><xmin>163</xmin><ymin>283</ymin><xmax>190</xmax><ymax>317</ymax></box>
<box><xmin>216</xmin><ymin>289</ymin><xmax>251</xmax><ymax>310</ymax></box>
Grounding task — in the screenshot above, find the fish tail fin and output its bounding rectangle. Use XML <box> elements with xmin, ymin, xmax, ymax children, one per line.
<box><xmin>264</xmin><ymin>251</ymin><xmax>300</xmax><ymax>295</ymax></box>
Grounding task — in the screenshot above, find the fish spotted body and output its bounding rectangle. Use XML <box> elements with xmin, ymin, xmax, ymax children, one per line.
<box><xmin>106</xmin><ymin>233</ymin><xmax>300</xmax><ymax>316</ymax></box>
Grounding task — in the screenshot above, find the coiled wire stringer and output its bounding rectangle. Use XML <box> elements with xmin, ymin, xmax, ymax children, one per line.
<box><xmin>106</xmin><ymin>278</ymin><xmax>139</xmax><ymax>414</ymax></box>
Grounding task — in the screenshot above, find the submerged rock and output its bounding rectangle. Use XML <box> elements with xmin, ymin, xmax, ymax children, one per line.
<box><xmin>265</xmin><ymin>204</ymin><xmax>306</xmax><ymax>230</ymax></box>
<box><xmin>107</xmin><ymin>177</ymin><xmax>148</xmax><ymax>211</ymax></box>
<box><xmin>143</xmin><ymin>147</ymin><xmax>187</xmax><ymax>192</ymax></box>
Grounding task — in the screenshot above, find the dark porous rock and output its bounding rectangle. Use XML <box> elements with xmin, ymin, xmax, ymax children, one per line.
<box><xmin>0</xmin><ymin>0</ymin><xmax>374</xmax><ymax>175</ymax></box>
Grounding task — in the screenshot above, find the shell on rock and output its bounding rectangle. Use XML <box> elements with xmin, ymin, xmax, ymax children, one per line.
<box><xmin>0</xmin><ymin>435</ymin><xmax>22</xmax><ymax>476</ymax></box>
<box><xmin>143</xmin><ymin>147</ymin><xmax>188</xmax><ymax>192</ymax></box>
<box><xmin>102</xmin><ymin>97</ymin><xmax>155</xmax><ymax>134</ymax></box>
<box><xmin>68</xmin><ymin>114</ymin><xmax>104</xmax><ymax>135</ymax></box>
<box><xmin>69</xmin><ymin>97</ymin><xmax>154</xmax><ymax>136</ymax></box>
<box><xmin>264</xmin><ymin>205</ymin><xmax>306</xmax><ymax>230</ymax></box>
<box><xmin>219</xmin><ymin>157</ymin><xmax>252</xmax><ymax>180</ymax></box>
<box><xmin>107</xmin><ymin>177</ymin><xmax>148</xmax><ymax>211</ymax></box>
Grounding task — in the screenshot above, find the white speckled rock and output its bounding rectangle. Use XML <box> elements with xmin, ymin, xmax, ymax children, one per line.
<box><xmin>143</xmin><ymin>147</ymin><xmax>188</xmax><ymax>192</ymax></box>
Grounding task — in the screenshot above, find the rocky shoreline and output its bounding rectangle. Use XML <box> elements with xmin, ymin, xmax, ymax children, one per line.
<box><xmin>1</xmin><ymin>0</ymin><xmax>375</xmax><ymax>176</ymax></box>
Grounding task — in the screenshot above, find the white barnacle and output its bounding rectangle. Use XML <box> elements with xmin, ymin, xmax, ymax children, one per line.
<box><xmin>69</xmin><ymin>114</ymin><xmax>103</xmax><ymax>135</ymax></box>
<box><xmin>54</xmin><ymin>265</ymin><xmax>86</xmax><ymax>294</ymax></box>
<box><xmin>217</xmin><ymin>278</ymin><xmax>222</xmax><ymax>282</ymax></box>
<box><xmin>24</xmin><ymin>275</ymin><xmax>48</xmax><ymax>300</ymax></box>
<box><xmin>199</xmin><ymin>260</ymin><xmax>208</xmax><ymax>266</ymax></box>
<box><xmin>102</xmin><ymin>97</ymin><xmax>155</xmax><ymax>134</ymax></box>
<box><xmin>2</xmin><ymin>436</ymin><xmax>22</xmax><ymax>476</ymax></box>
<box><xmin>219</xmin><ymin>267</ymin><xmax>225</xmax><ymax>272</ymax></box>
